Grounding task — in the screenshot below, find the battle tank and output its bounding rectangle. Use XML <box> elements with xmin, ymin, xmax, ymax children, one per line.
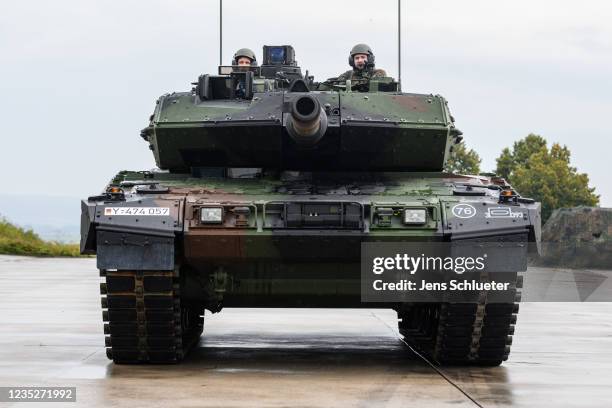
<box><xmin>81</xmin><ymin>45</ymin><xmax>541</xmax><ymax>365</ymax></box>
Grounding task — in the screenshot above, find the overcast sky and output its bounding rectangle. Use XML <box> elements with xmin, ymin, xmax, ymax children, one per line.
<box><xmin>1</xmin><ymin>0</ymin><xmax>610</xmax><ymax>206</ymax></box>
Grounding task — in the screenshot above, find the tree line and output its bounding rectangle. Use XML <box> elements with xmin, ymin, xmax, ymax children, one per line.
<box><xmin>444</xmin><ymin>134</ymin><xmax>599</xmax><ymax>222</ymax></box>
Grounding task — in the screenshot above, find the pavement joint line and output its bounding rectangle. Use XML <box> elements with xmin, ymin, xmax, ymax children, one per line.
<box><xmin>370</xmin><ymin>311</ymin><xmax>485</xmax><ymax>408</ymax></box>
<box><xmin>81</xmin><ymin>350</ymin><xmax>101</xmax><ymax>362</ymax></box>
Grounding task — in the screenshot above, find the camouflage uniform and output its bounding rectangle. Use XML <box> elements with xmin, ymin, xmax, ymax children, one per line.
<box><xmin>336</xmin><ymin>68</ymin><xmax>387</xmax><ymax>81</ymax></box>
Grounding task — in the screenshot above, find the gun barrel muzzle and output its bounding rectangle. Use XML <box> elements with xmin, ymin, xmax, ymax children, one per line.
<box><xmin>287</xmin><ymin>95</ymin><xmax>327</xmax><ymax>145</ymax></box>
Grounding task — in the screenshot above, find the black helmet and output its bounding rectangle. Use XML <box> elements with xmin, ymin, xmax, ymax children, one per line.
<box><xmin>348</xmin><ymin>43</ymin><xmax>375</xmax><ymax>68</ymax></box>
<box><xmin>232</xmin><ymin>48</ymin><xmax>258</xmax><ymax>66</ymax></box>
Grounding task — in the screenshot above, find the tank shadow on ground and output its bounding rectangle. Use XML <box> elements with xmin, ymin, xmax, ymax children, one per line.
<box><xmin>102</xmin><ymin>335</ymin><xmax>514</xmax><ymax>407</ymax></box>
<box><xmin>105</xmin><ymin>334</ymin><xmax>424</xmax><ymax>375</ymax></box>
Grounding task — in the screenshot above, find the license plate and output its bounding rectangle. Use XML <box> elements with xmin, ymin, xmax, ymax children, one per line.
<box><xmin>103</xmin><ymin>207</ymin><xmax>170</xmax><ymax>216</ymax></box>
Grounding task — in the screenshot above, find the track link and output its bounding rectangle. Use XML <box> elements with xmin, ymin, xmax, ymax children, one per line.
<box><xmin>100</xmin><ymin>269</ymin><xmax>203</xmax><ymax>364</ymax></box>
<box><xmin>398</xmin><ymin>272</ymin><xmax>523</xmax><ymax>366</ymax></box>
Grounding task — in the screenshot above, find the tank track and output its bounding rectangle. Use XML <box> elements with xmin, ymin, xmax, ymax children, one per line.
<box><xmin>100</xmin><ymin>269</ymin><xmax>203</xmax><ymax>364</ymax></box>
<box><xmin>398</xmin><ymin>272</ymin><xmax>523</xmax><ymax>366</ymax></box>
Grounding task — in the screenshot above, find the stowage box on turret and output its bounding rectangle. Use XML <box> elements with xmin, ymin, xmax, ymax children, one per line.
<box><xmin>81</xmin><ymin>45</ymin><xmax>540</xmax><ymax>365</ymax></box>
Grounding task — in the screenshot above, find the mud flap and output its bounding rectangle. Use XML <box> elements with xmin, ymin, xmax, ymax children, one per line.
<box><xmin>96</xmin><ymin>230</ymin><xmax>175</xmax><ymax>270</ymax></box>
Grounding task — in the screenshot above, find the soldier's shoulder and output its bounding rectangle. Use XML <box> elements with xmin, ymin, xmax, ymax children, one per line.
<box><xmin>337</xmin><ymin>70</ymin><xmax>353</xmax><ymax>80</ymax></box>
<box><xmin>372</xmin><ymin>68</ymin><xmax>387</xmax><ymax>77</ymax></box>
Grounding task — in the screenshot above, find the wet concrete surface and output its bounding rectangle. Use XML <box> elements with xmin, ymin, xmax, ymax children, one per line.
<box><xmin>0</xmin><ymin>255</ymin><xmax>611</xmax><ymax>407</ymax></box>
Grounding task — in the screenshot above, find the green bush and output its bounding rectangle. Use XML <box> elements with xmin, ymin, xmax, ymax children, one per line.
<box><xmin>495</xmin><ymin>134</ymin><xmax>599</xmax><ymax>222</ymax></box>
<box><xmin>0</xmin><ymin>218</ymin><xmax>81</xmax><ymax>257</ymax></box>
<box><xmin>444</xmin><ymin>142</ymin><xmax>482</xmax><ymax>175</ymax></box>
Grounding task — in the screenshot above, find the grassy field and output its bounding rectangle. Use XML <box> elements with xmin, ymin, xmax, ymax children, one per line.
<box><xmin>0</xmin><ymin>218</ymin><xmax>81</xmax><ymax>257</ymax></box>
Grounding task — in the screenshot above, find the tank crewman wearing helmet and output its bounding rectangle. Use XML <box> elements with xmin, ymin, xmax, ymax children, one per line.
<box><xmin>232</xmin><ymin>48</ymin><xmax>257</xmax><ymax>98</ymax></box>
<box><xmin>336</xmin><ymin>43</ymin><xmax>387</xmax><ymax>81</ymax></box>
<box><xmin>232</xmin><ymin>48</ymin><xmax>258</xmax><ymax>67</ymax></box>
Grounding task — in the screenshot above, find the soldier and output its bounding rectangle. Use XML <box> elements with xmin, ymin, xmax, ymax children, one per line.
<box><xmin>336</xmin><ymin>43</ymin><xmax>387</xmax><ymax>82</ymax></box>
<box><xmin>232</xmin><ymin>48</ymin><xmax>257</xmax><ymax>98</ymax></box>
<box><xmin>232</xmin><ymin>48</ymin><xmax>258</xmax><ymax>67</ymax></box>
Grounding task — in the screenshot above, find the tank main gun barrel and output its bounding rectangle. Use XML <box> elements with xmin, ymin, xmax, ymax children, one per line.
<box><xmin>286</xmin><ymin>95</ymin><xmax>327</xmax><ymax>146</ymax></box>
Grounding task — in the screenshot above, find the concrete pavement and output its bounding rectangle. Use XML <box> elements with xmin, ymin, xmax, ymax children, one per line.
<box><xmin>1</xmin><ymin>255</ymin><xmax>611</xmax><ymax>407</ymax></box>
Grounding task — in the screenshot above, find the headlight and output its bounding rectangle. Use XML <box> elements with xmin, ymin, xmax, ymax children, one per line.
<box><xmin>404</xmin><ymin>208</ymin><xmax>427</xmax><ymax>225</ymax></box>
<box><xmin>376</xmin><ymin>207</ymin><xmax>394</xmax><ymax>227</ymax></box>
<box><xmin>200</xmin><ymin>207</ymin><xmax>223</xmax><ymax>223</ymax></box>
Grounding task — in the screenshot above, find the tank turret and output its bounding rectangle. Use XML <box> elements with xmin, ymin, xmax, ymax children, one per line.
<box><xmin>140</xmin><ymin>45</ymin><xmax>462</xmax><ymax>173</ymax></box>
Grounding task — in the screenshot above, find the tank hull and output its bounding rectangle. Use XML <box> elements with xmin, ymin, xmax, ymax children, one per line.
<box><xmin>83</xmin><ymin>171</ymin><xmax>539</xmax><ymax>364</ymax></box>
